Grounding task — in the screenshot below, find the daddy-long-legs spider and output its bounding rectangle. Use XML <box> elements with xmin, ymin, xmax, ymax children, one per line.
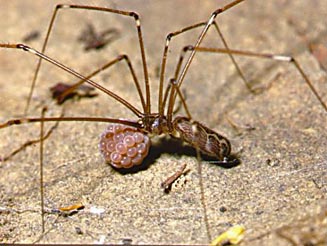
<box><xmin>0</xmin><ymin>0</ymin><xmax>326</xmax><ymax>244</ymax></box>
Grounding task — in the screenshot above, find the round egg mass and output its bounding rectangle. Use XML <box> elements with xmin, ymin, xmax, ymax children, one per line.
<box><xmin>99</xmin><ymin>124</ymin><xmax>150</xmax><ymax>168</ymax></box>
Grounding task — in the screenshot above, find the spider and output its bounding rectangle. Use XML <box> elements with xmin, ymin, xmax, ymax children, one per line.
<box><xmin>0</xmin><ymin>0</ymin><xmax>326</xmax><ymax>244</ymax></box>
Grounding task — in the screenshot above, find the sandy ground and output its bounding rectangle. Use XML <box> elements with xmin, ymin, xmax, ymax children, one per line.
<box><xmin>0</xmin><ymin>0</ymin><xmax>326</xmax><ymax>245</ymax></box>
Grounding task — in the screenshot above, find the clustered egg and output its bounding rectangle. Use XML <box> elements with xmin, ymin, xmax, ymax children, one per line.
<box><xmin>99</xmin><ymin>124</ymin><xmax>150</xmax><ymax>168</ymax></box>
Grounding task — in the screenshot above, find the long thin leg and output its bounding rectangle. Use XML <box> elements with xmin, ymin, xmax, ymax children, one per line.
<box><xmin>39</xmin><ymin>107</ymin><xmax>46</xmax><ymax>233</ymax></box>
<box><xmin>195</xmin><ymin>148</ymin><xmax>211</xmax><ymax>242</ymax></box>
<box><xmin>0</xmin><ymin>116</ymin><xmax>141</xmax><ymax>130</ymax></box>
<box><xmin>166</xmin><ymin>0</ymin><xmax>245</xmax><ymax>124</ymax></box>
<box><xmin>1</xmin><ymin>106</ymin><xmax>64</xmax><ymax>163</ymax></box>
<box><xmin>56</xmin><ymin>54</ymin><xmax>146</xmax><ymax>112</ymax></box>
<box><xmin>0</xmin><ymin>43</ymin><xmax>143</xmax><ymax>117</ymax></box>
<box><xmin>211</xmin><ymin>21</ymin><xmax>253</xmax><ymax>92</ymax></box>
<box><xmin>162</xmin><ymin>41</ymin><xmax>247</xmax><ymax>122</ymax></box>
<box><xmin>167</xmin><ymin>44</ymin><xmax>327</xmax><ymax>114</ymax></box>
<box><xmin>160</xmin><ymin>27</ymin><xmax>204</xmax><ymax>119</ymax></box>
<box><xmin>0</xmin><ymin>117</ymin><xmax>60</xmax><ymax>162</ymax></box>
<box><xmin>158</xmin><ymin>21</ymin><xmax>207</xmax><ymax>116</ymax></box>
<box><xmin>161</xmin><ymin>45</ymin><xmax>196</xmax><ymax>119</ymax></box>
<box><xmin>184</xmin><ymin>46</ymin><xmax>327</xmax><ymax>112</ymax></box>
<box><xmin>162</xmin><ymin>79</ymin><xmax>192</xmax><ymax>119</ymax></box>
<box><xmin>158</xmin><ymin>18</ymin><xmax>249</xmax><ymax>117</ymax></box>
<box><xmin>25</xmin><ymin>4</ymin><xmax>150</xmax><ymax>115</ymax></box>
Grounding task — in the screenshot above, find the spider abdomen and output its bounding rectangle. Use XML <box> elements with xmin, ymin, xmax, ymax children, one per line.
<box><xmin>99</xmin><ymin>124</ymin><xmax>150</xmax><ymax>168</ymax></box>
<box><xmin>172</xmin><ymin>116</ymin><xmax>231</xmax><ymax>160</ymax></box>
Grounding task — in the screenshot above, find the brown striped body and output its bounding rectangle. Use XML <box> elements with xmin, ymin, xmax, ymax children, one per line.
<box><xmin>173</xmin><ymin>116</ymin><xmax>231</xmax><ymax>160</ymax></box>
